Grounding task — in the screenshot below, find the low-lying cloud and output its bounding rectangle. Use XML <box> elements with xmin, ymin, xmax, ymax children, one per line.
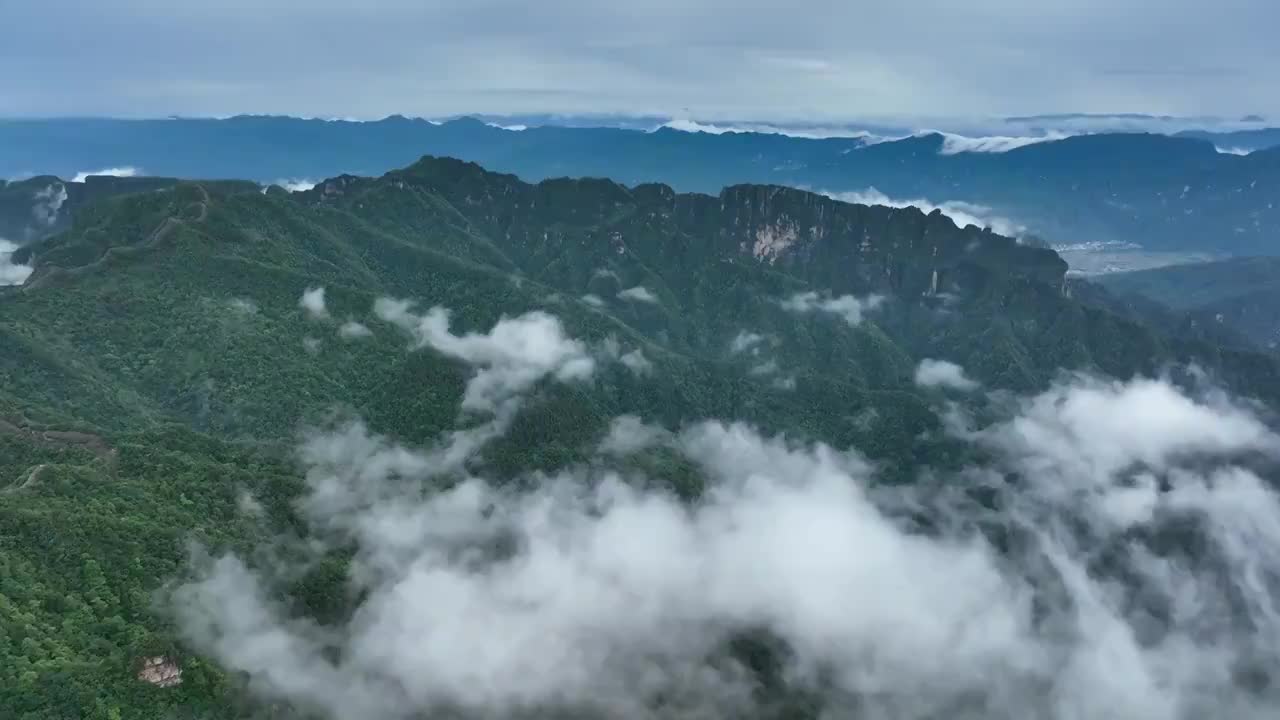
<box><xmin>617</xmin><ymin>286</ymin><xmax>659</xmax><ymax>304</ymax></box>
<box><xmin>780</xmin><ymin>291</ymin><xmax>884</xmax><ymax>327</ymax></box>
<box><xmin>0</xmin><ymin>237</ymin><xmax>33</xmax><ymax>286</ymax></box>
<box><xmin>274</xmin><ymin>178</ymin><xmax>318</xmax><ymax>192</ymax></box>
<box><xmin>828</xmin><ymin>188</ymin><xmax>1026</xmax><ymax>238</ymax></box>
<box><xmin>620</xmin><ymin>348</ymin><xmax>653</xmax><ymax>375</ymax></box>
<box><xmin>374</xmin><ymin>300</ymin><xmax>595</xmax><ymax>414</ymax></box>
<box><xmin>226</xmin><ymin>297</ymin><xmax>259</xmax><ymax>316</ymax></box>
<box><xmin>171</xmin><ymin>367</ymin><xmax>1280</xmax><ymax>719</ymax></box>
<box><xmin>657</xmin><ymin>118</ymin><xmax>884</xmax><ymax>141</ymax></box>
<box><xmin>71</xmin><ymin>166</ymin><xmax>139</xmax><ymax>183</ymax></box>
<box><xmin>935</xmin><ymin>130</ymin><xmax>1072</xmax><ymax>155</ymax></box>
<box><xmin>298</xmin><ymin>286</ymin><xmax>328</xmax><ymax>319</ymax></box>
<box><xmin>915</xmin><ymin>359</ymin><xmax>980</xmax><ymax>391</ymax></box>
<box><xmin>729</xmin><ymin>331</ymin><xmax>766</xmax><ymax>355</ymax></box>
<box><xmin>31</xmin><ymin>182</ymin><xmax>67</xmax><ymax>228</ymax></box>
<box><xmin>338</xmin><ymin>320</ymin><xmax>372</xmax><ymax>340</ymax></box>
<box><xmin>599</xmin><ymin>415</ymin><xmax>671</xmax><ymax>456</ymax></box>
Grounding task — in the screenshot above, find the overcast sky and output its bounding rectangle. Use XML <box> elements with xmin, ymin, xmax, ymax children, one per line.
<box><xmin>1</xmin><ymin>0</ymin><xmax>1275</xmax><ymax>121</ymax></box>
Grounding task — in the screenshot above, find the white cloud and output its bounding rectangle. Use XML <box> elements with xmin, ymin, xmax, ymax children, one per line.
<box><xmin>374</xmin><ymin>299</ymin><xmax>595</xmax><ymax>414</ymax></box>
<box><xmin>780</xmin><ymin>291</ymin><xmax>884</xmax><ymax>327</ymax></box>
<box><xmin>599</xmin><ymin>415</ymin><xmax>671</xmax><ymax>456</ymax></box>
<box><xmin>617</xmin><ymin>286</ymin><xmax>659</xmax><ymax>304</ymax></box>
<box><xmin>299</xmin><ymin>287</ymin><xmax>328</xmax><ymax>319</ymax></box>
<box><xmin>338</xmin><ymin>320</ymin><xmax>372</xmax><ymax>340</ymax></box>
<box><xmin>620</xmin><ymin>348</ymin><xmax>653</xmax><ymax>375</ymax></box>
<box><xmin>226</xmin><ymin>297</ymin><xmax>258</xmax><ymax>315</ymax></box>
<box><xmin>0</xmin><ymin>238</ymin><xmax>33</xmax><ymax>286</ymax></box>
<box><xmin>237</xmin><ymin>491</ymin><xmax>265</xmax><ymax>517</ymax></box>
<box><xmin>302</xmin><ymin>336</ymin><xmax>321</xmax><ymax>354</ymax></box>
<box><xmin>935</xmin><ymin>130</ymin><xmax>1071</xmax><ymax>154</ymax></box>
<box><xmin>71</xmin><ymin>166</ymin><xmax>139</xmax><ymax>183</ymax></box>
<box><xmin>581</xmin><ymin>293</ymin><xmax>605</xmax><ymax>308</ymax></box>
<box><xmin>598</xmin><ymin>336</ymin><xmax>654</xmax><ymax>376</ymax></box>
<box><xmin>174</xmin><ymin>419</ymin><xmax>1026</xmax><ymax>719</ymax></box>
<box><xmin>969</xmin><ymin>374</ymin><xmax>1275</xmax><ymax>491</ymax></box>
<box><xmin>772</xmin><ymin>376</ymin><xmax>797</xmax><ymax>391</ymax></box>
<box><xmin>729</xmin><ymin>331</ymin><xmax>765</xmax><ymax>355</ymax></box>
<box><xmin>171</xmin><ymin>368</ymin><xmax>1280</xmax><ymax>720</ymax></box>
<box><xmin>1214</xmin><ymin>146</ymin><xmax>1252</xmax><ymax>156</ymax></box>
<box><xmin>31</xmin><ymin>183</ymin><xmax>67</xmax><ymax>228</ymax></box>
<box><xmin>274</xmin><ymin>178</ymin><xmax>318</xmax><ymax>192</ymax></box>
<box><xmin>827</xmin><ymin>187</ymin><xmax>1026</xmax><ymax>238</ymax></box>
<box><xmin>750</xmin><ymin>360</ymin><xmax>779</xmax><ymax>376</ymax></box>
<box><xmin>914</xmin><ymin>359</ymin><xmax>980</xmax><ymax>391</ymax></box>
<box><xmin>658</xmin><ymin>118</ymin><xmax>883</xmax><ymax>141</ymax></box>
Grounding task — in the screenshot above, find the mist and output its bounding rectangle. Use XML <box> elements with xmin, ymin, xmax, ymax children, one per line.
<box><xmin>170</xmin><ymin>309</ymin><xmax>1280</xmax><ymax>720</ymax></box>
<box><xmin>0</xmin><ymin>237</ymin><xmax>34</xmax><ymax>286</ymax></box>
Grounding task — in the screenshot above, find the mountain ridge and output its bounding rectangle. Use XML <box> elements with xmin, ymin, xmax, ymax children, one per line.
<box><xmin>1101</xmin><ymin>256</ymin><xmax>1280</xmax><ymax>350</ymax></box>
<box><xmin>5</xmin><ymin>117</ymin><xmax>1279</xmax><ymax>254</ymax></box>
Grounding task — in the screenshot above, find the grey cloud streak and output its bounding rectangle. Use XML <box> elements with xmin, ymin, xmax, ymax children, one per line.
<box><xmin>1</xmin><ymin>1</ymin><xmax>1276</xmax><ymax>119</ymax></box>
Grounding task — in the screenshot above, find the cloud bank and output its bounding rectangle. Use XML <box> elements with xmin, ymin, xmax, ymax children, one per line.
<box><xmin>170</xmin><ymin>367</ymin><xmax>1280</xmax><ymax>720</ymax></box>
<box><xmin>71</xmin><ymin>166</ymin><xmax>139</xmax><ymax>183</ymax></box>
<box><xmin>935</xmin><ymin>130</ymin><xmax>1072</xmax><ymax>154</ymax></box>
<box><xmin>828</xmin><ymin>188</ymin><xmax>1026</xmax><ymax>238</ymax></box>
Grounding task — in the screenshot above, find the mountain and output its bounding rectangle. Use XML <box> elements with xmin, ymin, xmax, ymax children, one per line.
<box><xmin>1100</xmin><ymin>256</ymin><xmax>1280</xmax><ymax>350</ymax></box>
<box><xmin>1</xmin><ymin>174</ymin><xmax>253</xmax><ymax>243</ymax></box>
<box><xmin>5</xmin><ymin>157</ymin><xmax>1280</xmax><ymax>718</ymax></box>
<box><xmin>4</xmin><ymin>116</ymin><xmax>1280</xmax><ymax>255</ymax></box>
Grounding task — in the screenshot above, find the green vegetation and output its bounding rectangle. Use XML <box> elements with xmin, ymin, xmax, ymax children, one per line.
<box><xmin>1100</xmin><ymin>256</ymin><xmax>1280</xmax><ymax>351</ymax></box>
<box><xmin>2</xmin><ymin>156</ymin><xmax>1279</xmax><ymax>718</ymax></box>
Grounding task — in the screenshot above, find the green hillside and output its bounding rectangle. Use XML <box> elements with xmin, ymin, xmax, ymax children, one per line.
<box><xmin>1101</xmin><ymin>256</ymin><xmax>1280</xmax><ymax>350</ymax></box>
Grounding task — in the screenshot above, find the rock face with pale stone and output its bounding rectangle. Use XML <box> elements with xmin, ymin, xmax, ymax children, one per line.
<box><xmin>137</xmin><ymin>656</ymin><xmax>182</xmax><ymax>688</ymax></box>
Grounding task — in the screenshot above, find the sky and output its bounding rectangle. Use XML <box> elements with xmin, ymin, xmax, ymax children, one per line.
<box><xmin>1</xmin><ymin>0</ymin><xmax>1276</xmax><ymax>121</ymax></box>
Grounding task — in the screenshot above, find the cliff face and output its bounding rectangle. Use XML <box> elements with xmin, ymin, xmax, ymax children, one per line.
<box><xmin>700</xmin><ymin>184</ymin><xmax>1067</xmax><ymax>297</ymax></box>
<box><xmin>334</xmin><ymin>156</ymin><xmax>1069</xmax><ymax>306</ymax></box>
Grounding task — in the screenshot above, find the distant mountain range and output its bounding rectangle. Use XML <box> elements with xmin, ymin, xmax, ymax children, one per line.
<box><xmin>3</xmin><ymin>116</ymin><xmax>1279</xmax><ymax>257</ymax></box>
<box><xmin>1101</xmin><ymin>256</ymin><xmax>1280</xmax><ymax>351</ymax></box>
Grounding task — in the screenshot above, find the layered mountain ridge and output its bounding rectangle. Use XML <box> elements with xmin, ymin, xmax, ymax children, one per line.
<box><xmin>4</xmin><ymin>116</ymin><xmax>1279</xmax><ymax>254</ymax></box>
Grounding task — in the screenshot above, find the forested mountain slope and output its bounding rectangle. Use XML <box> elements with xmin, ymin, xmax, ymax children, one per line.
<box><xmin>1101</xmin><ymin>256</ymin><xmax>1280</xmax><ymax>350</ymax></box>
